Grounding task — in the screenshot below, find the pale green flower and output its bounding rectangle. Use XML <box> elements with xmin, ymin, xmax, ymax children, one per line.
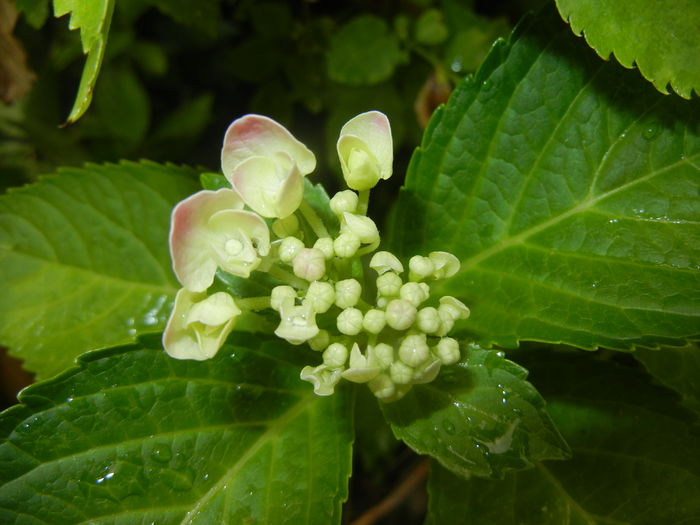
<box><xmin>337</xmin><ymin>111</ymin><xmax>393</xmax><ymax>191</ymax></box>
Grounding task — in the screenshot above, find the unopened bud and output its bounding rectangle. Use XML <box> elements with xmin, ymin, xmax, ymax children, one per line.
<box><xmin>436</xmin><ymin>309</ymin><xmax>455</xmax><ymax>336</ymax></box>
<box><xmin>279</xmin><ymin>236</ymin><xmax>304</xmax><ymax>263</ymax></box>
<box><xmin>439</xmin><ymin>296</ymin><xmax>470</xmax><ymax>320</ymax></box>
<box><xmin>293</xmin><ymin>248</ymin><xmax>326</xmax><ymax>281</ymax></box>
<box><xmin>305</xmin><ymin>281</ymin><xmax>335</xmax><ymax>313</ymax></box>
<box><xmin>436</xmin><ymin>337</ymin><xmax>460</xmax><ymax>364</ymax></box>
<box><xmin>329</xmin><ymin>190</ymin><xmax>358</xmax><ymax>216</ymax></box>
<box><xmin>429</xmin><ymin>251</ymin><xmax>460</xmax><ymax>279</ymax></box>
<box><xmin>369</xmin><ymin>251</ymin><xmax>404</xmax><ymax>275</ymax></box>
<box><xmin>308</xmin><ymin>329</ymin><xmax>330</xmax><ymax>351</ymax></box>
<box><xmin>400</xmin><ymin>282</ymin><xmax>429</xmax><ymax>306</ymax></box>
<box><xmin>408</xmin><ymin>255</ymin><xmax>434</xmax><ymax>281</ymax></box>
<box><xmin>369</xmin><ymin>343</ymin><xmax>394</xmax><ymax>369</ymax></box>
<box><xmin>342</xmin><ymin>213</ymin><xmax>379</xmax><ymax>244</ymax></box>
<box><xmin>313</xmin><ymin>237</ymin><xmax>335</xmax><ymax>259</ymax></box>
<box><xmin>272</xmin><ymin>215</ymin><xmax>299</xmax><ymax>238</ymax></box>
<box><xmin>368</xmin><ymin>374</ymin><xmax>396</xmax><ymax>400</ymax></box>
<box><xmin>335</xmin><ymin>279</ymin><xmax>362</xmax><ymax>308</ymax></box>
<box><xmin>398</xmin><ymin>334</ymin><xmax>430</xmax><ymax>367</ymax></box>
<box><xmin>343</xmin><ymin>343</ymin><xmax>380</xmax><ymax>383</ymax></box>
<box><xmin>337</xmin><ymin>307</ymin><xmax>363</xmax><ymax>335</ymax></box>
<box><xmin>362</xmin><ymin>309</ymin><xmax>386</xmax><ymax>334</ymax></box>
<box><xmin>270</xmin><ymin>285</ymin><xmax>296</xmax><ymax>311</ymax></box>
<box><xmin>333</xmin><ymin>232</ymin><xmax>360</xmax><ymax>258</ymax></box>
<box><xmin>390</xmin><ymin>361</ymin><xmax>414</xmax><ymax>384</ymax></box>
<box><xmin>416</xmin><ymin>306</ymin><xmax>441</xmax><ymax>334</ymax></box>
<box><xmin>376</xmin><ymin>272</ymin><xmax>402</xmax><ymax>297</ymax></box>
<box><xmin>384</xmin><ymin>299</ymin><xmax>416</xmax><ymax>330</ymax></box>
<box><xmin>323</xmin><ymin>342</ymin><xmax>349</xmax><ymax>368</ymax></box>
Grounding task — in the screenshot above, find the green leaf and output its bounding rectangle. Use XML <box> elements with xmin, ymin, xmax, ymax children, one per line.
<box><xmin>53</xmin><ymin>0</ymin><xmax>115</xmax><ymax>124</ymax></box>
<box><xmin>153</xmin><ymin>0</ymin><xmax>222</xmax><ymax>37</ymax></box>
<box><xmin>0</xmin><ymin>161</ymin><xmax>199</xmax><ymax>379</ymax></box>
<box><xmin>424</xmin><ymin>350</ymin><xmax>700</xmax><ymax>524</ymax></box>
<box><xmin>381</xmin><ymin>344</ymin><xmax>569</xmax><ymax>479</ymax></box>
<box><xmin>14</xmin><ymin>0</ymin><xmax>50</xmax><ymax>28</ymax></box>
<box><xmin>327</xmin><ymin>15</ymin><xmax>404</xmax><ymax>86</ymax></box>
<box><xmin>0</xmin><ymin>334</ymin><xmax>354</xmax><ymax>523</ymax></box>
<box><xmin>635</xmin><ymin>344</ymin><xmax>700</xmax><ymax>415</ymax></box>
<box><xmin>555</xmin><ymin>0</ymin><xmax>700</xmax><ymax>99</ymax></box>
<box><xmin>389</xmin><ymin>5</ymin><xmax>700</xmax><ymax>351</ymax></box>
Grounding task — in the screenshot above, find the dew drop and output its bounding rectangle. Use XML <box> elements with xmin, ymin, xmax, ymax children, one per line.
<box><xmin>642</xmin><ymin>120</ymin><xmax>660</xmax><ymax>140</ymax></box>
<box><xmin>442</xmin><ymin>419</ymin><xmax>456</xmax><ymax>435</ymax></box>
<box><xmin>496</xmin><ymin>351</ymin><xmax>505</xmax><ymax>358</ymax></box>
<box><xmin>481</xmin><ymin>79</ymin><xmax>493</xmax><ymax>91</ymax></box>
<box><xmin>151</xmin><ymin>443</ymin><xmax>172</xmax><ymax>463</ymax></box>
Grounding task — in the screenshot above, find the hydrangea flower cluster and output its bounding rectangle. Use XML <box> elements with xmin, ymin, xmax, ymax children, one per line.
<box><xmin>163</xmin><ymin>111</ymin><xmax>469</xmax><ymax>402</ymax></box>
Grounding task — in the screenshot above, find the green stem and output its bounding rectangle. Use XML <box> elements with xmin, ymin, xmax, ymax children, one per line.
<box><xmin>357</xmin><ymin>190</ymin><xmax>370</xmax><ymax>216</ymax></box>
<box><xmin>299</xmin><ymin>201</ymin><xmax>330</xmax><ymax>239</ymax></box>
<box><xmin>267</xmin><ymin>264</ymin><xmax>309</xmax><ymax>290</ymax></box>
<box><xmin>237</xmin><ymin>296</ymin><xmax>271</xmax><ymax>311</ymax></box>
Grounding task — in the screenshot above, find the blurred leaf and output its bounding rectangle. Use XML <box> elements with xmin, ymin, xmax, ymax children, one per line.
<box><xmin>129</xmin><ymin>41</ymin><xmax>168</xmax><ymax>77</ymax></box>
<box><xmin>382</xmin><ymin>344</ymin><xmax>569</xmax><ymax>479</ymax></box>
<box><xmin>415</xmin><ymin>9</ymin><xmax>449</xmax><ymax>46</ymax></box>
<box><xmin>425</xmin><ymin>350</ymin><xmax>700</xmax><ymax>524</ymax></box>
<box><xmin>327</xmin><ymin>15</ymin><xmax>404</xmax><ymax>86</ymax></box>
<box><xmin>226</xmin><ymin>37</ymin><xmax>285</xmax><ymax>84</ymax></box>
<box><xmin>390</xmin><ymin>6</ymin><xmax>700</xmax><ymax>351</ymax></box>
<box><xmin>249</xmin><ymin>1</ymin><xmax>293</xmax><ymax>39</ymax></box>
<box><xmin>151</xmin><ymin>93</ymin><xmax>213</xmax><ymax>145</ymax></box>
<box><xmin>556</xmin><ymin>0</ymin><xmax>700</xmax><ymax>98</ymax></box>
<box><xmin>53</xmin><ymin>0</ymin><xmax>115</xmax><ymax>123</ymax></box>
<box><xmin>152</xmin><ymin>0</ymin><xmax>222</xmax><ymax>37</ymax></box>
<box><xmin>0</xmin><ymin>334</ymin><xmax>354</xmax><ymax>523</ymax></box>
<box><xmin>0</xmin><ymin>161</ymin><xmax>199</xmax><ymax>378</ymax></box>
<box><xmin>445</xmin><ymin>20</ymin><xmax>510</xmax><ymax>74</ymax></box>
<box><xmin>13</xmin><ymin>0</ymin><xmax>50</xmax><ymax>28</ymax></box>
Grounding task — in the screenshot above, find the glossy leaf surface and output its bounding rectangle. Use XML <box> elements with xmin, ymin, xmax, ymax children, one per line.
<box><xmin>390</xmin><ymin>6</ymin><xmax>700</xmax><ymax>351</ymax></box>
<box><xmin>0</xmin><ymin>334</ymin><xmax>353</xmax><ymax>524</ymax></box>
<box><xmin>0</xmin><ymin>161</ymin><xmax>199</xmax><ymax>378</ymax></box>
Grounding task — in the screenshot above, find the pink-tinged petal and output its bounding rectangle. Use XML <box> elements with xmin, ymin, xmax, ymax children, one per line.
<box><xmin>230</xmin><ymin>155</ymin><xmax>304</xmax><ymax>218</ymax></box>
<box><xmin>169</xmin><ymin>189</ymin><xmax>244</xmax><ymax>292</ymax></box>
<box><xmin>221</xmin><ymin>114</ymin><xmax>316</xmax><ymax>181</ymax></box>
<box><xmin>337</xmin><ymin>111</ymin><xmax>393</xmax><ymax>189</ymax></box>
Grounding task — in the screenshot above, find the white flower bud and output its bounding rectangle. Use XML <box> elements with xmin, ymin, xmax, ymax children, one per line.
<box><xmin>308</xmin><ymin>329</ymin><xmax>330</xmax><ymax>351</ymax></box>
<box><xmin>408</xmin><ymin>255</ymin><xmax>434</xmax><ymax>281</ymax></box>
<box><xmin>329</xmin><ymin>190</ymin><xmax>358</xmax><ymax>216</ymax></box>
<box><xmin>323</xmin><ymin>342</ymin><xmax>349</xmax><ymax>368</ymax></box>
<box><xmin>436</xmin><ymin>337</ymin><xmax>460</xmax><ymax>365</ymax></box>
<box><xmin>376</xmin><ymin>272</ymin><xmax>402</xmax><ymax>298</ymax></box>
<box><xmin>342</xmin><ymin>343</ymin><xmax>380</xmax><ymax>383</ymax></box>
<box><xmin>279</xmin><ymin>236</ymin><xmax>304</xmax><ymax>263</ymax></box>
<box><xmin>341</xmin><ymin>213</ymin><xmax>379</xmax><ymax>244</ymax></box>
<box><xmin>335</xmin><ymin>278</ymin><xmax>362</xmax><ymax>308</ymax></box>
<box><xmin>300</xmin><ymin>364</ymin><xmax>343</xmax><ymax>396</ymax></box>
<box><xmin>439</xmin><ymin>296</ymin><xmax>470</xmax><ymax>320</ymax></box>
<box><xmin>313</xmin><ymin>237</ymin><xmax>335</xmax><ymax>259</ymax></box>
<box><xmin>436</xmin><ymin>309</ymin><xmax>455</xmax><ymax>336</ymax></box>
<box><xmin>413</xmin><ymin>358</ymin><xmax>442</xmax><ymax>384</ymax></box>
<box><xmin>416</xmin><ymin>306</ymin><xmax>441</xmax><ymax>334</ymax></box>
<box><xmin>368</xmin><ymin>374</ymin><xmax>396</xmax><ymax>400</ymax></box>
<box><xmin>368</xmin><ymin>342</ymin><xmax>394</xmax><ymax>369</ymax></box>
<box><xmin>305</xmin><ymin>281</ymin><xmax>335</xmax><ymax>313</ymax></box>
<box><xmin>270</xmin><ymin>285</ymin><xmax>296</xmax><ymax>311</ymax></box>
<box><xmin>333</xmin><ymin>232</ymin><xmax>361</xmax><ymax>258</ymax></box>
<box><xmin>369</xmin><ymin>251</ymin><xmax>404</xmax><ymax>275</ymax></box>
<box><xmin>337</xmin><ymin>307</ymin><xmax>363</xmax><ymax>335</ymax></box>
<box><xmin>399</xmin><ymin>282</ymin><xmax>429</xmax><ymax>307</ymax></box>
<box><xmin>362</xmin><ymin>309</ymin><xmax>386</xmax><ymax>334</ymax></box>
<box><xmin>293</xmin><ymin>248</ymin><xmax>326</xmax><ymax>281</ymax></box>
<box><xmin>429</xmin><ymin>251</ymin><xmax>460</xmax><ymax>279</ymax></box>
<box><xmin>272</xmin><ymin>215</ymin><xmax>300</xmax><ymax>238</ymax></box>
<box><xmin>390</xmin><ymin>361</ymin><xmax>414</xmax><ymax>384</ymax></box>
<box><xmin>398</xmin><ymin>334</ymin><xmax>430</xmax><ymax>367</ymax></box>
<box><xmin>384</xmin><ymin>299</ymin><xmax>416</xmax><ymax>330</ymax></box>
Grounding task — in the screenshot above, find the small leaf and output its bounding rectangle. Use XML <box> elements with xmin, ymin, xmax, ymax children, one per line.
<box><xmin>381</xmin><ymin>344</ymin><xmax>569</xmax><ymax>479</ymax></box>
<box><xmin>0</xmin><ymin>334</ymin><xmax>354</xmax><ymax>523</ymax></box>
<box><xmin>0</xmin><ymin>161</ymin><xmax>199</xmax><ymax>378</ymax></box>
<box><xmin>424</xmin><ymin>350</ymin><xmax>700</xmax><ymax>524</ymax></box>
<box><xmin>389</xmin><ymin>5</ymin><xmax>700</xmax><ymax>351</ymax></box>
<box><xmin>556</xmin><ymin>0</ymin><xmax>700</xmax><ymax>98</ymax></box>
<box><xmin>53</xmin><ymin>0</ymin><xmax>115</xmax><ymax>124</ymax></box>
<box><xmin>327</xmin><ymin>15</ymin><xmax>403</xmax><ymax>86</ymax></box>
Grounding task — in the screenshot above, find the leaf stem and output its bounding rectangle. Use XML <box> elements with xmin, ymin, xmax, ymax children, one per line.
<box><xmin>267</xmin><ymin>265</ymin><xmax>309</xmax><ymax>290</ymax></box>
<box><xmin>298</xmin><ymin>200</ymin><xmax>330</xmax><ymax>239</ymax></box>
<box><xmin>236</xmin><ymin>297</ymin><xmax>271</xmax><ymax>311</ymax></box>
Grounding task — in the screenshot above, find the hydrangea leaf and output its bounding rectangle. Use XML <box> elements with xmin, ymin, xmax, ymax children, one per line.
<box><xmin>53</xmin><ymin>0</ymin><xmax>115</xmax><ymax>123</ymax></box>
<box><xmin>0</xmin><ymin>334</ymin><xmax>353</xmax><ymax>523</ymax></box>
<box><xmin>389</xmin><ymin>5</ymin><xmax>700</xmax><ymax>351</ymax></box>
<box><xmin>327</xmin><ymin>15</ymin><xmax>404</xmax><ymax>86</ymax></box>
<box><xmin>0</xmin><ymin>161</ymin><xmax>199</xmax><ymax>379</ymax></box>
<box><xmin>381</xmin><ymin>344</ymin><xmax>569</xmax><ymax>479</ymax></box>
<box><xmin>424</xmin><ymin>350</ymin><xmax>700</xmax><ymax>524</ymax></box>
<box><xmin>556</xmin><ymin>0</ymin><xmax>700</xmax><ymax>99</ymax></box>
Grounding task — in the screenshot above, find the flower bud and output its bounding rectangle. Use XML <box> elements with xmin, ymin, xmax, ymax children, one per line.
<box><xmin>323</xmin><ymin>342</ymin><xmax>349</xmax><ymax>368</ymax></box>
<box><xmin>329</xmin><ymin>190</ymin><xmax>358</xmax><ymax>216</ymax></box>
<box><xmin>333</xmin><ymin>232</ymin><xmax>361</xmax><ymax>258</ymax></box>
<box><xmin>313</xmin><ymin>237</ymin><xmax>335</xmax><ymax>259</ymax></box>
<box><xmin>384</xmin><ymin>299</ymin><xmax>417</xmax><ymax>330</ymax></box>
<box><xmin>337</xmin><ymin>307</ymin><xmax>363</xmax><ymax>335</ymax></box>
<box><xmin>408</xmin><ymin>255</ymin><xmax>434</xmax><ymax>281</ymax></box>
<box><xmin>342</xmin><ymin>343</ymin><xmax>380</xmax><ymax>383</ymax></box>
<box><xmin>341</xmin><ymin>213</ymin><xmax>379</xmax><ymax>244</ymax></box>
<box><xmin>308</xmin><ymin>329</ymin><xmax>330</xmax><ymax>351</ymax></box>
<box><xmin>362</xmin><ymin>309</ymin><xmax>386</xmax><ymax>334</ymax></box>
<box><xmin>305</xmin><ymin>281</ymin><xmax>335</xmax><ymax>313</ymax></box>
<box><xmin>369</xmin><ymin>251</ymin><xmax>404</xmax><ymax>275</ymax></box>
<box><xmin>300</xmin><ymin>364</ymin><xmax>342</xmax><ymax>396</ymax></box>
<box><xmin>390</xmin><ymin>361</ymin><xmax>414</xmax><ymax>384</ymax></box>
<box><xmin>436</xmin><ymin>310</ymin><xmax>455</xmax><ymax>336</ymax></box>
<box><xmin>399</xmin><ymin>282</ymin><xmax>429</xmax><ymax>307</ymax></box>
<box><xmin>335</xmin><ymin>279</ymin><xmax>362</xmax><ymax>308</ymax></box>
<box><xmin>398</xmin><ymin>334</ymin><xmax>430</xmax><ymax>367</ymax></box>
<box><xmin>368</xmin><ymin>374</ymin><xmax>396</xmax><ymax>400</ymax></box>
<box><xmin>436</xmin><ymin>337</ymin><xmax>460</xmax><ymax>365</ymax></box>
<box><xmin>293</xmin><ymin>248</ymin><xmax>326</xmax><ymax>281</ymax></box>
<box><xmin>439</xmin><ymin>296</ymin><xmax>470</xmax><ymax>320</ymax></box>
<box><xmin>415</xmin><ymin>307</ymin><xmax>440</xmax><ymax>334</ymax></box>
<box><xmin>376</xmin><ymin>272</ymin><xmax>402</xmax><ymax>298</ymax></box>
<box><xmin>368</xmin><ymin>343</ymin><xmax>394</xmax><ymax>369</ymax></box>
<box><xmin>272</xmin><ymin>215</ymin><xmax>299</xmax><ymax>238</ymax></box>
<box><xmin>337</xmin><ymin>111</ymin><xmax>393</xmax><ymax>191</ymax></box>
<box><xmin>270</xmin><ymin>285</ymin><xmax>296</xmax><ymax>311</ymax></box>
<box><xmin>279</xmin><ymin>236</ymin><xmax>304</xmax><ymax>263</ymax></box>
<box><xmin>429</xmin><ymin>251</ymin><xmax>460</xmax><ymax>279</ymax></box>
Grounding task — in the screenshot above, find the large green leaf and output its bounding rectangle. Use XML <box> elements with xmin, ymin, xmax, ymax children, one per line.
<box><xmin>389</xmin><ymin>5</ymin><xmax>700</xmax><ymax>351</ymax></box>
<box><xmin>556</xmin><ymin>0</ymin><xmax>700</xmax><ymax>99</ymax></box>
<box><xmin>53</xmin><ymin>0</ymin><xmax>115</xmax><ymax>124</ymax></box>
<box><xmin>0</xmin><ymin>161</ymin><xmax>199</xmax><ymax>378</ymax></box>
<box><xmin>381</xmin><ymin>344</ymin><xmax>569</xmax><ymax>479</ymax></box>
<box><xmin>425</xmin><ymin>350</ymin><xmax>700</xmax><ymax>524</ymax></box>
<box><xmin>0</xmin><ymin>334</ymin><xmax>354</xmax><ymax>523</ymax></box>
